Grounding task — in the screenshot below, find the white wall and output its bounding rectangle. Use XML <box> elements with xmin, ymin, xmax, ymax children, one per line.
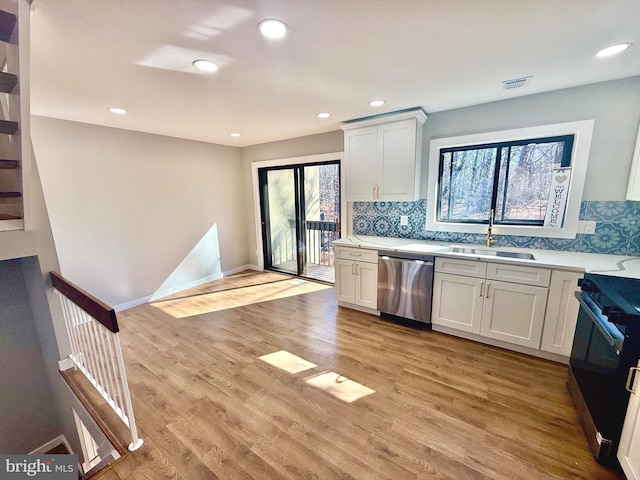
<box><xmin>422</xmin><ymin>76</ymin><xmax>640</xmax><ymax>201</ymax></box>
<box><xmin>0</xmin><ymin>258</ymin><xmax>60</xmax><ymax>453</ymax></box>
<box><xmin>31</xmin><ymin>116</ymin><xmax>249</xmax><ymax>309</ymax></box>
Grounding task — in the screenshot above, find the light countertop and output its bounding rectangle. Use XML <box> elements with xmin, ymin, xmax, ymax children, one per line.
<box><xmin>333</xmin><ymin>235</ymin><xmax>640</xmax><ymax>279</ymax></box>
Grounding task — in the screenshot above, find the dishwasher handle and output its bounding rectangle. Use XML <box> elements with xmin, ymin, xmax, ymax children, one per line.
<box><xmin>378</xmin><ymin>255</ymin><xmax>433</xmax><ymax>267</ymax></box>
<box><xmin>378</xmin><ymin>251</ymin><xmax>435</xmax><ymax>264</ymax></box>
<box><xmin>379</xmin><ymin>256</ymin><xmax>433</xmax><ymax>266</ymax></box>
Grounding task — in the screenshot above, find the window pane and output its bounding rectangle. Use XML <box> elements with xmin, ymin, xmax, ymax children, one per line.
<box><xmin>440</xmin><ymin>147</ymin><xmax>496</xmax><ymax>221</ymax></box>
<box><xmin>439</xmin><ymin>152</ymin><xmax>451</xmax><ymax>219</ymax></box>
<box><xmin>496</xmin><ymin>140</ymin><xmax>566</xmax><ymax>223</ymax></box>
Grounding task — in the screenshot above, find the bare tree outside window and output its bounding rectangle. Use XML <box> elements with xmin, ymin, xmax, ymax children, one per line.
<box><xmin>318</xmin><ymin>164</ymin><xmax>340</xmax><ymax>222</ymax></box>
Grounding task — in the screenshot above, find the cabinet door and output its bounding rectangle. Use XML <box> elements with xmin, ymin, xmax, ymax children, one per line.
<box><xmin>618</xmin><ymin>360</ymin><xmax>640</xmax><ymax>480</ymax></box>
<box><xmin>378</xmin><ymin>120</ymin><xmax>419</xmax><ymax>201</ymax></box>
<box><xmin>432</xmin><ymin>273</ymin><xmax>483</xmax><ymax>334</ymax></box>
<box><xmin>344</xmin><ymin>126</ymin><xmax>378</xmax><ymax>201</ymax></box>
<box><xmin>540</xmin><ymin>271</ymin><xmax>582</xmax><ymax>356</ymax></box>
<box><xmin>355</xmin><ymin>261</ymin><xmax>378</xmax><ymax>309</ymax></box>
<box><xmin>480</xmin><ymin>281</ymin><xmax>547</xmax><ymax>348</ymax></box>
<box><xmin>334</xmin><ymin>258</ymin><xmax>356</xmax><ymax>304</ymax></box>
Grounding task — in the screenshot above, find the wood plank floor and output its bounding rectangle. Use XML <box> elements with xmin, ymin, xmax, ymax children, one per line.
<box><xmin>97</xmin><ymin>272</ymin><xmax>624</xmax><ymax>480</ymax></box>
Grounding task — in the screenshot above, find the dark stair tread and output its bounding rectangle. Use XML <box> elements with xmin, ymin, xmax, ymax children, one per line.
<box><xmin>0</xmin><ymin>159</ymin><xmax>18</xmax><ymax>169</ymax></box>
<box><xmin>0</xmin><ymin>213</ymin><xmax>21</xmax><ymax>220</ymax></box>
<box><xmin>0</xmin><ymin>191</ymin><xmax>21</xmax><ymax>198</ymax></box>
<box><xmin>0</xmin><ymin>72</ymin><xmax>17</xmax><ymax>93</ymax></box>
<box><xmin>0</xmin><ymin>120</ymin><xmax>18</xmax><ymax>135</ymax></box>
<box><xmin>0</xmin><ymin>10</ymin><xmax>16</xmax><ymax>43</ymax></box>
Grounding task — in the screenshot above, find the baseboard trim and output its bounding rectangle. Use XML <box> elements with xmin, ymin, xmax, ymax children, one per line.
<box><xmin>114</xmin><ymin>266</ymin><xmax>263</xmax><ymax>312</ymax></box>
<box><xmin>147</xmin><ymin>272</ymin><xmax>224</xmax><ymax>303</ymax></box>
<box><xmin>30</xmin><ymin>434</ymin><xmax>73</xmax><ymax>455</ymax></box>
<box><xmin>223</xmin><ymin>264</ymin><xmax>261</xmax><ymax>276</ymax></box>
<box><xmin>113</xmin><ymin>295</ymin><xmax>152</xmax><ymax>312</ymax></box>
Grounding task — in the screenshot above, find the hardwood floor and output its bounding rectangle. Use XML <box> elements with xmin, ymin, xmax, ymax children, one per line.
<box><xmin>96</xmin><ymin>272</ymin><xmax>623</xmax><ymax>480</ymax></box>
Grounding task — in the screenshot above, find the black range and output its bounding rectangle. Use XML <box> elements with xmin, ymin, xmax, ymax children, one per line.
<box><xmin>569</xmin><ymin>272</ymin><xmax>640</xmax><ymax>467</ymax></box>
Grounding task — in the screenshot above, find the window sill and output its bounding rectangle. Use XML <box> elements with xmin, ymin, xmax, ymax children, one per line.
<box><xmin>425</xmin><ymin>220</ymin><xmax>578</xmax><ymax>239</ymax></box>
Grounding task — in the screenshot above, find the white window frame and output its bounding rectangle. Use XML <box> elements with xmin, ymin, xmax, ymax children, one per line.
<box><xmin>426</xmin><ymin>120</ymin><xmax>594</xmax><ymax>239</ymax></box>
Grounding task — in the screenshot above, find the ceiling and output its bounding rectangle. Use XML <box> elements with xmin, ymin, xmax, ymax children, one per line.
<box><xmin>29</xmin><ymin>0</ymin><xmax>640</xmax><ymax>148</ymax></box>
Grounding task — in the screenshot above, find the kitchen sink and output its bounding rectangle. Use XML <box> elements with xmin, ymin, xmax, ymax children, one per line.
<box><xmin>448</xmin><ymin>246</ymin><xmax>535</xmax><ymax>260</ymax></box>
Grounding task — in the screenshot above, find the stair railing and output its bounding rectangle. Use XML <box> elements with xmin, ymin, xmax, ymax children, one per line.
<box><xmin>51</xmin><ymin>271</ymin><xmax>143</xmax><ymax>452</ymax></box>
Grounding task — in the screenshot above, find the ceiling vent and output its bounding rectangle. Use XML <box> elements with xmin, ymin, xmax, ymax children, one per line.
<box><xmin>502</xmin><ymin>76</ymin><xmax>532</xmax><ymax>90</ymax></box>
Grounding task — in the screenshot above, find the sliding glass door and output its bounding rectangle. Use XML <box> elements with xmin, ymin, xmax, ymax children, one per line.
<box><xmin>258</xmin><ymin>161</ymin><xmax>340</xmax><ymax>282</ymax></box>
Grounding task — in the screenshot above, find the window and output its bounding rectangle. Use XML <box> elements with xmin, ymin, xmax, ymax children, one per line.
<box><xmin>438</xmin><ymin>135</ymin><xmax>574</xmax><ymax>225</ymax></box>
<box><xmin>426</xmin><ymin>120</ymin><xmax>594</xmax><ymax>239</ymax></box>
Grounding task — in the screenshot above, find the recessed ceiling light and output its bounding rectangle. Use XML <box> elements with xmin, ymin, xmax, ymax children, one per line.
<box><xmin>596</xmin><ymin>43</ymin><xmax>632</xmax><ymax>57</ymax></box>
<box><xmin>317</xmin><ymin>112</ymin><xmax>331</xmax><ymax>119</ymax></box>
<box><xmin>369</xmin><ymin>100</ymin><xmax>385</xmax><ymax>107</ymax></box>
<box><xmin>258</xmin><ymin>19</ymin><xmax>288</xmax><ymax>39</ymax></box>
<box><xmin>192</xmin><ymin>59</ymin><xmax>219</xmax><ymax>72</ymax></box>
<box><xmin>108</xmin><ymin>107</ymin><xmax>128</xmax><ymax>114</ymax></box>
<box><xmin>230</xmin><ymin>133</ymin><xmax>241</xmax><ymax>137</ymax></box>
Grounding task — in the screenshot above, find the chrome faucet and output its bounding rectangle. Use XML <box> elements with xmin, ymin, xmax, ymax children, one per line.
<box><xmin>486</xmin><ymin>209</ymin><xmax>497</xmax><ymax>247</ymax></box>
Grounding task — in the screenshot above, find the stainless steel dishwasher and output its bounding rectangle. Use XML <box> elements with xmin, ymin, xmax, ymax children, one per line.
<box><xmin>377</xmin><ymin>251</ymin><xmax>435</xmax><ymax>325</ymax></box>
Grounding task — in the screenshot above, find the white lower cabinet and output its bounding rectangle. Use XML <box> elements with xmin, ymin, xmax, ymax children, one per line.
<box><xmin>432</xmin><ymin>272</ymin><xmax>484</xmax><ymax>334</ymax></box>
<box><xmin>334</xmin><ymin>247</ymin><xmax>583</xmax><ymax>360</ymax></box>
<box><xmin>479</xmin><ymin>280</ymin><xmax>548</xmax><ymax>348</ymax></box>
<box><xmin>334</xmin><ymin>247</ymin><xmax>378</xmax><ymax>310</ymax></box>
<box><xmin>619</xmin><ymin>360</ymin><xmax>640</xmax><ymax>479</ymax></box>
<box><xmin>540</xmin><ymin>270</ymin><xmax>583</xmax><ymax>356</ymax></box>
<box><xmin>432</xmin><ymin>257</ymin><xmax>550</xmax><ymax>349</ymax></box>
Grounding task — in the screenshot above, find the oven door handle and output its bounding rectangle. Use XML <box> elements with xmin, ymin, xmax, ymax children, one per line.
<box><xmin>575</xmin><ymin>292</ymin><xmax>624</xmax><ymax>351</ymax></box>
<box><xmin>626</xmin><ymin>367</ymin><xmax>640</xmax><ymax>394</ymax></box>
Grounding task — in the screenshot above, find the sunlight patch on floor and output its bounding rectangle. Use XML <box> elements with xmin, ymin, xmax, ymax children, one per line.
<box><xmin>150</xmin><ymin>279</ymin><xmax>331</xmax><ymax>318</ymax></box>
<box><xmin>305</xmin><ymin>371</ymin><xmax>376</xmax><ymax>403</ymax></box>
<box><xmin>258</xmin><ymin>350</ymin><xmax>317</xmax><ymax>374</ymax></box>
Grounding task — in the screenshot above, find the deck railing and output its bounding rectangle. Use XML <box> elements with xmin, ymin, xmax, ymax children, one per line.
<box><xmin>305</xmin><ymin>220</ymin><xmax>339</xmax><ymax>267</ymax></box>
<box><xmin>51</xmin><ymin>271</ymin><xmax>143</xmax><ymax>452</ymax></box>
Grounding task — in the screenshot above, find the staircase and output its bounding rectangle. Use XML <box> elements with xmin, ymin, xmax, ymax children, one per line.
<box><xmin>0</xmin><ymin>1</ymin><xmax>27</xmax><ymax>230</ymax></box>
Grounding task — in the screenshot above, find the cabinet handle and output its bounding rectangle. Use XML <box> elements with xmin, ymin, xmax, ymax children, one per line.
<box><xmin>351</xmin><ymin>264</ymin><xmax>356</xmax><ymax>275</ymax></box>
<box><xmin>486</xmin><ymin>283</ymin><xmax>490</xmax><ymax>298</ymax></box>
<box><xmin>479</xmin><ymin>282</ymin><xmax>484</xmax><ymax>297</ymax></box>
<box><xmin>350</xmin><ymin>252</ymin><xmax>362</xmax><ymax>257</ymax></box>
<box><xmin>355</xmin><ymin>264</ymin><xmax>359</xmax><ymax>276</ymax></box>
<box><xmin>626</xmin><ymin>367</ymin><xmax>640</xmax><ymax>393</ymax></box>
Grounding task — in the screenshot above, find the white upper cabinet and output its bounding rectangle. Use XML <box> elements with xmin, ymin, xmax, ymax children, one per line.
<box><xmin>344</xmin><ymin>126</ymin><xmax>378</xmax><ymax>201</ymax></box>
<box><xmin>342</xmin><ymin>109</ymin><xmax>427</xmax><ymax>202</ymax></box>
<box><xmin>626</xmin><ymin>122</ymin><xmax>640</xmax><ymax>200</ymax></box>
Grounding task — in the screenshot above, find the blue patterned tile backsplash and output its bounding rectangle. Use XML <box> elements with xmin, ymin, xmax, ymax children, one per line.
<box><xmin>352</xmin><ymin>200</ymin><xmax>640</xmax><ymax>256</ymax></box>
